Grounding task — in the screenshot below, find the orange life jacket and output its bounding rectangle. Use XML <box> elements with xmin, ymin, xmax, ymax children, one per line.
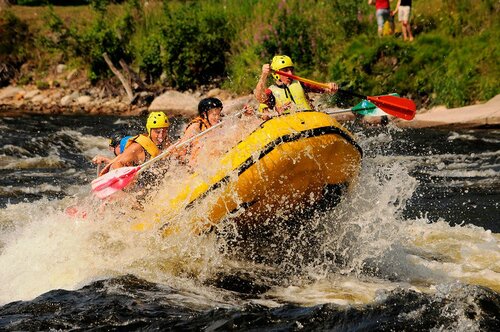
<box><xmin>185</xmin><ymin>116</ymin><xmax>212</xmax><ymax>133</ymax></box>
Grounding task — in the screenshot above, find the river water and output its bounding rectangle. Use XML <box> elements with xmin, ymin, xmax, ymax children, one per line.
<box><xmin>0</xmin><ymin>114</ymin><xmax>498</xmax><ymax>331</ymax></box>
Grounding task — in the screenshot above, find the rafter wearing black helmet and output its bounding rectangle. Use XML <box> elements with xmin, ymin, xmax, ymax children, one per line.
<box><xmin>183</xmin><ymin>97</ymin><xmax>224</xmax><ymax>135</ymax></box>
<box><xmin>198</xmin><ymin>97</ymin><xmax>223</xmax><ymax>125</ymax></box>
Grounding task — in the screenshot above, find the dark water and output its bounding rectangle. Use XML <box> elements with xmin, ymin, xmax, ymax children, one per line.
<box><xmin>0</xmin><ymin>115</ymin><xmax>499</xmax><ymax>331</ymax></box>
<box><xmin>1</xmin><ymin>275</ymin><xmax>498</xmax><ymax>331</ymax></box>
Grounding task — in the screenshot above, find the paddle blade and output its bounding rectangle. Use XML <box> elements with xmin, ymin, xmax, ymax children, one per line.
<box><xmin>351</xmin><ymin>100</ymin><xmax>382</xmax><ymax>116</ymax></box>
<box><xmin>91</xmin><ymin>166</ymin><xmax>140</xmax><ymax>199</ymax></box>
<box><xmin>367</xmin><ymin>95</ymin><xmax>416</xmax><ymax>120</ymax></box>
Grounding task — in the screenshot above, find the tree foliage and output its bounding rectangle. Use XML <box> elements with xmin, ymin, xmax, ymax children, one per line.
<box><xmin>158</xmin><ymin>2</ymin><xmax>232</xmax><ymax>89</ymax></box>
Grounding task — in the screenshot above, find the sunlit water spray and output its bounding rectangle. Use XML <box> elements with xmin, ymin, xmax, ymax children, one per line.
<box><xmin>0</xmin><ymin>115</ymin><xmax>264</xmax><ymax>305</ymax></box>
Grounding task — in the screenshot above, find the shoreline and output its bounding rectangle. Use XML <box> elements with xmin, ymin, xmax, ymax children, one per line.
<box><xmin>1</xmin><ymin>84</ymin><xmax>499</xmax><ymax>129</ymax></box>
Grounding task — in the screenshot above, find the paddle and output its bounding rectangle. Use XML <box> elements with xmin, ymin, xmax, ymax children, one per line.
<box><xmin>91</xmin><ymin>109</ymin><xmax>247</xmax><ymax>199</ymax></box>
<box><xmin>326</xmin><ymin>96</ymin><xmax>400</xmax><ymax>117</ymax></box>
<box><xmin>272</xmin><ymin>69</ymin><xmax>416</xmax><ymax>120</ymax></box>
<box><xmin>96</xmin><ymin>162</ymin><xmax>103</xmax><ymax>176</ymax></box>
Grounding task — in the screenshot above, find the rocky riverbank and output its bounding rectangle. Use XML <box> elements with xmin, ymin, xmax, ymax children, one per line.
<box><xmin>0</xmin><ymin>84</ymin><xmax>255</xmax><ymax>117</ymax></box>
<box><xmin>1</xmin><ymin>81</ymin><xmax>499</xmax><ymax>129</ymax></box>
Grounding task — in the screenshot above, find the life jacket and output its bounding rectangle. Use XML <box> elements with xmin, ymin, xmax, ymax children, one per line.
<box><xmin>125</xmin><ymin>134</ymin><xmax>161</xmax><ymax>161</ymax></box>
<box><xmin>268</xmin><ymin>80</ymin><xmax>313</xmax><ymax>112</ymax></box>
<box><xmin>181</xmin><ymin>116</ymin><xmax>212</xmax><ymax>166</ymax></box>
<box><xmin>185</xmin><ymin>116</ymin><xmax>211</xmax><ymax>133</ymax></box>
<box><xmin>98</xmin><ymin>134</ymin><xmax>160</xmax><ymax>177</ymax></box>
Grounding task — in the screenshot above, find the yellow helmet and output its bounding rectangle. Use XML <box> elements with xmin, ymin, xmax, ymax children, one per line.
<box><xmin>271</xmin><ymin>55</ymin><xmax>294</xmax><ymax>80</ymax></box>
<box><xmin>146</xmin><ymin>112</ymin><xmax>169</xmax><ymax>135</ymax></box>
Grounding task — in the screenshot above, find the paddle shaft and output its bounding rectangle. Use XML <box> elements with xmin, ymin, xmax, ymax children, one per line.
<box><xmin>137</xmin><ymin>109</ymin><xmax>247</xmax><ymax>175</ymax></box>
<box><xmin>325</xmin><ymin>105</ymin><xmax>382</xmax><ymax>116</ymax></box>
<box><xmin>325</xmin><ymin>107</ymin><xmax>362</xmax><ymax>115</ymax></box>
<box><xmin>96</xmin><ymin>162</ymin><xmax>102</xmax><ymax>176</ymax></box>
<box><xmin>272</xmin><ymin>69</ymin><xmax>366</xmax><ymax>98</ymax></box>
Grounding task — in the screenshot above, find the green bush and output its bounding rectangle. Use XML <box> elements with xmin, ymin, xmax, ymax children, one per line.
<box><xmin>0</xmin><ymin>10</ymin><xmax>32</xmax><ymax>64</ymax></box>
<box><xmin>0</xmin><ymin>10</ymin><xmax>33</xmax><ymax>86</ymax></box>
<box><xmin>36</xmin><ymin>6</ymin><xmax>71</xmax><ymax>54</ymax></box>
<box><xmin>158</xmin><ymin>1</ymin><xmax>232</xmax><ymax>90</ymax></box>
<box><xmin>41</xmin><ymin>0</ymin><xmax>138</xmax><ymax>82</ymax></box>
<box><xmin>329</xmin><ymin>0</ymin><xmax>365</xmax><ymax>38</ymax></box>
<box><xmin>75</xmin><ymin>20</ymin><xmax>127</xmax><ymax>82</ymax></box>
<box><xmin>135</xmin><ymin>33</ymin><xmax>163</xmax><ymax>84</ymax></box>
<box><xmin>257</xmin><ymin>10</ymin><xmax>314</xmax><ymax>70</ymax></box>
<box><xmin>224</xmin><ymin>0</ymin><xmax>342</xmax><ymax>93</ymax></box>
<box><xmin>223</xmin><ymin>47</ymin><xmax>261</xmax><ymax>94</ymax></box>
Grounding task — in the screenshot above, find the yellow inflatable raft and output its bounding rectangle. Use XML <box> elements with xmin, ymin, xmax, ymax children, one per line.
<box><xmin>142</xmin><ymin>111</ymin><xmax>362</xmax><ymax>234</ymax></box>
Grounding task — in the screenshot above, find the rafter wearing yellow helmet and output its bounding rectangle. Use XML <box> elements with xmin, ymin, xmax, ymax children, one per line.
<box><xmin>254</xmin><ymin>55</ymin><xmax>339</xmax><ymax>116</ymax></box>
<box><xmin>146</xmin><ymin>111</ymin><xmax>170</xmax><ymax>136</ymax></box>
<box><xmin>99</xmin><ymin>111</ymin><xmax>172</xmax><ymax>176</ymax></box>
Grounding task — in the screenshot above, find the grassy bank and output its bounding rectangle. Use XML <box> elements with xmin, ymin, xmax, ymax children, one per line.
<box><xmin>1</xmin><ymin>0</ymin><xmax>499</xmax><ymax>108</ymax></box>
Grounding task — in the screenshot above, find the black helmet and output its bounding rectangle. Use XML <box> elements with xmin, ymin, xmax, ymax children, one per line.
<box><xmin>108</xmin><ymin>133</ymin><xmax>122</xmax><ymax>148</ymax></box>
<box><xmin>198</xmin><ymin>97</ymin><xmax>223</xmax><ymax>117</ymax></box>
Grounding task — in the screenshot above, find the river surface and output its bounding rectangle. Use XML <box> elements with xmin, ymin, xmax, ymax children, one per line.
<box><xmin>0</xmin><ymin>114</ymin><xmax>498</xmax><ymax>331</ymax></box>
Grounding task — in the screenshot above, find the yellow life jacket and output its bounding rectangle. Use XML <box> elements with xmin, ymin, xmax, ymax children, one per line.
<box><xmin>126</xmin><ymin>134</ymin><xmax>161</xmax><ymax>159</ymax></box>
<box><xmin>185</xmin><ymin>116</ymin><xmax>211</xmax><ymax>133</ymax></box>
<box><xmin>268</xmin><ymin>80</ymin><xmax>313</xmax><ymax>112</ymax></box>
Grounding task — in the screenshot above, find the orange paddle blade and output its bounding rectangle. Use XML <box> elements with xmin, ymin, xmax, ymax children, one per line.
<box><xmin>91</xmin><ymin>166</ymin><xmax>140</xmax><ymax>199</ymax></box>
<box><xmin>367</xmin><ymin>95</ymin><xmax>416</xmax><ymax>120</ymax></box>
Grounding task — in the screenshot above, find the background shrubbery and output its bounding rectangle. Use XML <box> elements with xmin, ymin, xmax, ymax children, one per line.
<box><xmin>1</xmin><ymin>0</ymin><xmax>499</xmax><ymax>108</ymax></box>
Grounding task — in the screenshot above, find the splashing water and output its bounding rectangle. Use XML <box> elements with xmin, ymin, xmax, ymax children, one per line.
<box><xmin>0</xmin><ymin>116</ymin><xmax>498</xmax><ymax>330</ymax></box>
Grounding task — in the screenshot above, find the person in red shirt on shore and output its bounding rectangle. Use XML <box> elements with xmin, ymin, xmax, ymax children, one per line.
<box><xmin>369</xmin><ymin>0</ymin><xmax>394</xmax><ymax>37</ymax></box>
